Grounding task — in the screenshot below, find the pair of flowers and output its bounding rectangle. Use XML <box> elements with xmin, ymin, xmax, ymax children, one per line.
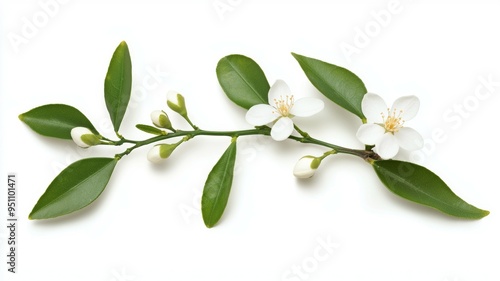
<box><xmin>245</xmin><ymin>79</ymin><xmax>423</xmax><ymax>160</ymax></box>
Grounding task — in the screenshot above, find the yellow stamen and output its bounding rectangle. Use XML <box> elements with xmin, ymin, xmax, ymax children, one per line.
<box><xmin>381</xmin><ymin>108</ymin><xmax>404</xmax><ymax>133</ymax></box>
<box><xmin>273</xmin><ymin>95</ymin><xmax>294</xmax><ymax>117</ymax></box>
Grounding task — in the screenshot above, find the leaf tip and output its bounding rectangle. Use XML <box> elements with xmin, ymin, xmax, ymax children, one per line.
<box><xmin>291</xmin><ymin>52</ymin><xmax>301</xmax><ymax>60</ymax></box>
<box><xmin>480</xmin><ymin>209</ymin><xmax>490</xmax><ymax>218</ymax></box>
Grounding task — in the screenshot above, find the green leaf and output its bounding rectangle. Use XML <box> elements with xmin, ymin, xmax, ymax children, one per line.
<box><xmin>136</xmin><ymin>124</ymin><xmax>166</xmax><ymax>135</ymax></box>
<box><xmin>216</xmin><ymin>55</ymin><xmax>270</xmax><ymax>109</ymax></box>
<box><xmin>29</xmin><ymin>158</ymin><xmax>117</xmax><ymax>219</ymax></box>
<box><xmin>292</xmin><ymin>53</ymin><xmax>367</xmax><ymax>119</ymax></box>
<box><xmin>372</xmin><ymin>160</ymin><xmax>489</xmax><ymax>219</ymax></box>
<box><xmin>104</xmin><ymin>41</ymin><xmax>132</xmax><ymax>132</ymax></box>
<box><xmin>202</xmin><ymin>141</ymin><xmax>237</xmax><ymax>228</ymax></box>
<box><xmin>19</xmin><ymin>104</ymin><xmax>98</xmax><ymax>139</ymax></box>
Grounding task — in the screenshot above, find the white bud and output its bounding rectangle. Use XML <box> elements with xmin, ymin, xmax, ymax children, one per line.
<box><xmin>147</xmin><ymin>145</ymin><xmax>164</xmax><ymax>164</ymax></box>
<box><xmin>293</xmin><ymin>156</ymin><xmax>320</xmax><ymax>179</ymax></box>
<box><xmin>150</xmin><ymin>110</ymin><xmax>172</xmax><ymax>129</ymax></box>
<box><xmin>147</xmin><ymin>143</ymin><xmax>178</xmax><ymax>164</ymax></box>
<box><xmin>70</xmin><ymin>127</ymin><xmax>100</xmax><ymax>148</ymax></box>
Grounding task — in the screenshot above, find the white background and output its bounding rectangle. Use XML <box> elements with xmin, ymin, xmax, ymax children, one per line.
<box><xmin>1</xmin><ymin>0</ymin><xmax>500</xmax><ymax>280</ymax></box>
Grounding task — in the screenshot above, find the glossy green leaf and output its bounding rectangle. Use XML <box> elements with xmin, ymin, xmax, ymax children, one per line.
<box><xmin>372</xmin><ymin>160</ymin><xmax>489</xmax><ymax>219</ymax></box>
<box><xmin>105</xmin><ymin>41</ymin><xmax>132</xmax><ymax>132</ymax></box>
<box><xmin>216</xmin><ymin>55</ymin><xmax>270</xmax><ymax>109</ymax></box>
<box><xmin>136</xmin><ymin>124</ymin><xmax>166</xmax><ymax>135</ymax></box>
<box><xmin>29</xmin><ymin>158</ymin><xmax>117</xmax><ymax>219</ymax></box>
<box><xmin>292</xmin><ymin>53</ymin><xmax>367</xmax><ymax>119</ymax></box>
<box><xmin>19</xmin><ymin>104</ymin><xmax>98</xmax><ymax>139</ymax></box>
<box><xmin>202</xmin><ymin>141</ymin><xmax>237</xmax><ymax>228</ymax></box>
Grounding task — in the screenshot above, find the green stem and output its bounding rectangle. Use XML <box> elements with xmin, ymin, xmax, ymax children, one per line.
<box><xmin>288</xmin><ymin>135</ymin><xmax>376</xmax><ymax>160</ymax></box>
<box><xmin>102</xmin><ymin>138</ymin><xmax>140</xmax><ymax>146</ymax></box>
<box><xmin>293</xmin><ymin>124</ymin><xmax>309</xmax><ymax>138</ymax></box>
<box><xmin>184</xmin><ymin>116</ymin><xmax>199</xmax><ymax>130</ymax></box>
<box><xmin>114</xmin><ymin>127</ymin><xmax>271</xmax><ymax>159</ymax></box>
<box><xmin>318</xmin><ymin>149</ymin><xmax>337</xmax><ymax>160</ymax></box>
<box><xmin>113</xmin><ymin>126</ymin><xmax>380</xmax><ymax>161</ymax></box>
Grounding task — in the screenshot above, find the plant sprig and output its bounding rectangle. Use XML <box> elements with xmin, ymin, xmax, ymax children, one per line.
<box><xmin>19</xmin><ymin>41</ymin><xmax>489</xmax><ymax>227</ymax></box>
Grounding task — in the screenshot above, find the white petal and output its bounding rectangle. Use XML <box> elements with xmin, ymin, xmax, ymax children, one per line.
<box><xmin>356</xmin><ymin>123</ymin><xmax>385</xmax><ymax>145</ymax></box>
<box><xmin>293</xmin><ymin>156</ymin><xmax>317</xmax><ymax>179</ymax></box>
<box><xmin>395</xmin><ymin>127</ymin><xmax>424</xmax><ymax>151</ymax></box>
<box><xmin>392</xmin><ymin>95</ymin><xmax>420</xmax><ymax>121</ymax></box>
<box><xmin>147</xmin><ymin>145</ymin><xmax>164</xmax><ymax>164</ymax></box>
<box><xmin>245</xmin><ymin>104</ymin><xmax>279</xmax><ymax>126</ymax></box>
<box><xmin>375</xmin><ymin>133</ymin><xmax>399</xmax><ymax>159</ymax></box>
<box><xmin>290</xmin><ymin>98</ymin><xmax>324</xmax><ymax>117</ymax></box>
<box><xmin>271</xmin><ymin>117</ymin><xmax>294</xmax><ymax>141</ymax></box>
<box><xmin>361</xmin><ymin>93</ymin><xmax>387</xmax><ymax>122</ymax></box>
<box><xmin>268</xmin><ymin>79</ymin><xmax>291</xmax><ymax>105</ymax></box>
<box><xmin>150</xmin><ymin>110</ymin><xmax>164</xmax><ymax>127</ymax></box>
<box><xmin>71</xmin><ymin>127</ymin><xmax>93</xmax><ymax>148</ymax></box>
<box><xmin>166</xmin><ymin>90</ymin><xmax>180</xmax><ymax>104</ymax></box>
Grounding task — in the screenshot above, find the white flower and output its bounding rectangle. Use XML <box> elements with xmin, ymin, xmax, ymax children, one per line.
<box><xmin>70</xmin><ymin>127</ymin><xmax>100</xmax><ymax>148</ymax></box>
<box><xmin>356</xmin><ymin>93</ymin><xmax>423</xmax><ymax>159</ymax></box>
<box><xmin>245</xmin><ymin>80</ymin><xmax>324</xmax><ymax>141</ymax></box>
<box><xmin>293</xmin><ymin>156</ymin><xmax>320</xmax><ymax>179</ymax></box>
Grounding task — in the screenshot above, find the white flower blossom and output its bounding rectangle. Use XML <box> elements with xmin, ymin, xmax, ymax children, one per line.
<box><xmin>245</xmin><ymin>80</ymin><xmax>324</xmax><ymax>141</ymax></box>
<box><xmin>356</xmin><ymin>93</ymin><xmax>423</xmax><ymax>159</ymax></box>
<box><xmin>70</xmin><ymin>127</ymin><xmax>100</xmax><ymax>148</ymax></box>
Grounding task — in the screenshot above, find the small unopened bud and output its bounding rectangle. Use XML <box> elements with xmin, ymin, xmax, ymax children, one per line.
<box><xmin>167</xmin><ymin>90</ymin><xmax>187</xmax><ymax>117</ymax></box>
<box><xmin>70</xmin><ymin>127</ymin><xmax>101</xmax><ymax>148</ymax></box>
<box><xmin>293</xmin><ymin>156</ymin><xmax>321</xmax><ymax>179</ymax></box>
<box><xmin>150</xmin><ymin>110</ymin><xmax>173</xmax><ymax>130</ymax></box>
<box><xmin>147</xmin><ymin>143</ymin><xmax>179</xmax><ymax>164</ymax></box>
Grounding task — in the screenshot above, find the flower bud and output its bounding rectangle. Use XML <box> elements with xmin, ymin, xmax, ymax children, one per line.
<box><xmin>70</xmin><ymin>127</ymin><xmax>101</xmax><ymax>148</ymax></box>
<box><xmin>293</xmin><ymin>156</ymin><xmax>321</xmax><ymax>179</ymax></box>
<box><xmin>147</xmin><ymin>143</ymin><xmax>178</xmax><ymax>164</ymax></box>
<box><xmin>167</xmin><ymin>90</ymin><xmax>187</xmax><ymax>117</ymax></box>
<box><xmin>150</xmin><ymin>110</ymin><xmax>173</xmax><ymax>130</ymax></box>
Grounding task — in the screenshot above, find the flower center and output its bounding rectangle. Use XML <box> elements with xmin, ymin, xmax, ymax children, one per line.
<box><xmin>381</xmin><ymin>108</ymin><xmax>404</xmax><ymax>133</ymax></box>
<box><xmin>273</xmin><ymin>95</ymin><xmax>294</xmax><ymax>117</ymax></box>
